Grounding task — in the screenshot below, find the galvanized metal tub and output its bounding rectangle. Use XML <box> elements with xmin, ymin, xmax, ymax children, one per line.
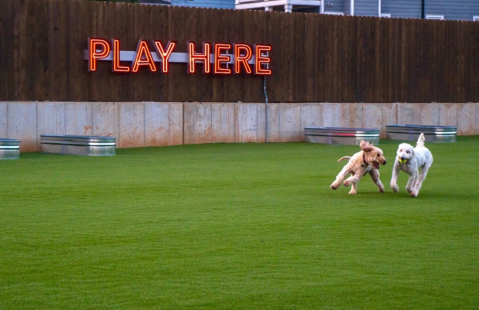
<box><xmin>304</xmin><ymin>127</ymin><xmax>380</xmax><ymax>145</ymax></box>
<box><xmin>0</xmin><ymin>139</ymin><xmax>21</xmax><ymax>160</ymax></box>
<box><xmin>40</xmin><ymin>135</ymin><xmax>116</xmax><ymax>156</ymax></box>
<box><xmin>386</xmin><ymin>124</ymin><xmax>457</xmax><ymax>143</ymax></box>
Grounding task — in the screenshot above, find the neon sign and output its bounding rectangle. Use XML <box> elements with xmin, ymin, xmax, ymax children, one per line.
<box><xmin>85</xmin><ymin>38</ymin><xmax>272</xmax><ymax>75</ymax></box>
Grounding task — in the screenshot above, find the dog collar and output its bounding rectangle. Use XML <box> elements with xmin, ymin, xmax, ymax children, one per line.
<box><xmin>362</xmin><ymin>153</ymin><xmax>368</xmax><ymax>167</ymax></box>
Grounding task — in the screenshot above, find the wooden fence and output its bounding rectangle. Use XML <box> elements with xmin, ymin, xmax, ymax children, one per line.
<box><xmin>1</xmin><ymin>0</ymin><xmax>478</xmax><ymax>103</ymax></box>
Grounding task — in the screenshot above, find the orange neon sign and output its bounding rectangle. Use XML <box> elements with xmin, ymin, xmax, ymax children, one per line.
<box><xmin>234</xmin><ymin>44</ymin><xmax>253</xmax><ymax>74</ymax></box>
<box><xmin>188</xmin><ymin>42</ymin><xmax>211</xmax><ymax>74</ymax></box>
<box><xmin>255</xmin><ymin>44</ymin><xmax>273</xmax><ymax>75</ymax></box>
<box><xmin>214</xmin><ymin>43</ymin><xmax>232</xmax><ymax>75</ymax></box>
<box><xmin>88</xmin><ymin>38</ymin><xmax>111</xmax><ymax>72</ymax></box>
<box><xmin>153</xmin><ymin>40</ymin><xmax>177</xmax><ymax>73</ymax></box>
<box><xmin>113</xmin><ymin>39</ymin><xmax>130</xmax><ymax>72</ymax></box>
<box><xmin>131</xmin><ymin>40</ymin><xmax>157</xmax><ymax>73</ymax></box>
<box><xmin>86</xmin><ymin>38</ymin><xmax>272</xmax><ymax>76</ymax></box>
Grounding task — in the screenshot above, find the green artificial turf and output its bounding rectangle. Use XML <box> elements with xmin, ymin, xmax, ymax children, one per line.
<box><xmin>1</xmin><ymin>137</ymin><xmax>478</xmax><ymax>309</ymax></box>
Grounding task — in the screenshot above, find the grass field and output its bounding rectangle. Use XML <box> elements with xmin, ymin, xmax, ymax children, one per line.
<box><xmin>1</xmin><ymin>137</ymin><xmax>478</xmax><ymax>309</ymax></box>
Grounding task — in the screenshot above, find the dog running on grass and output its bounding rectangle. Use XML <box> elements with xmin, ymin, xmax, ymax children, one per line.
<box><xmin>330</xmin><ymin>140</ymin><xmax>387</xmax><ymax>195</ymax></box>
<box><xmin>390</xmin><ymin>133</ymin><xmax>433</xmax><ymax>197</ymax></box>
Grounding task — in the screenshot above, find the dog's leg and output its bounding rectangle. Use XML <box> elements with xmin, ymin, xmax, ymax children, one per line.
<box><xmin>348</xmin><ymin>182</ymin><xmax>357</xmax><ymax>195</ymax></box>
<box><xmin>406</xmin><ymin>171</ymin><xmax>417</xmax><ymax>194</ymax></box>
<box><xmin>410</xmin><ymin>164</ymin><xmax>431</xmax><ymax>197</ymax></box>
<box><xmin>369</xmin><ymin>169</ymin><xmax>384</xmax><ymax>193</ymax></box>
<box><xmin>390</xmin><ymin>165</ymin><xmax>400</xmax><ymax>193</ymax></box>
<box><xmin>343</xmin><ymin>174</ymin><xmax>360</xmax><ymax>187</ymax></box>
<box><xmin>330</xmin><ymin>166</ymin><xmax>351</xmax><ymax>190</ymax></box>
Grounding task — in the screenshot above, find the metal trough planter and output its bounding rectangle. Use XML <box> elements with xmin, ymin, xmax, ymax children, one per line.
<box><xmin>386</xmin><ymin>124</ymin><xmax>457</xmax><ymax>143</ymax></box>
<box><xmin>304</xmin><ymin>127</ymin><xmax>380</xmax><ymax>145</ymax></box>
<box><xmin>0</xmin><ymin>139</ymin><xmax>21</xmax><ymax>160</ymax></box>
<box><xmin>40</xmin><ymin>135</ymin><xmax>116</xmax><ymax>156</ymax></box>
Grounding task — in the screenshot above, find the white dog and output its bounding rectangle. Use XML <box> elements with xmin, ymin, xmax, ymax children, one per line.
<box><xmin>390</xmin><ymin>133</ymin><xmax>433</xmax><ymax>197</ymax></box>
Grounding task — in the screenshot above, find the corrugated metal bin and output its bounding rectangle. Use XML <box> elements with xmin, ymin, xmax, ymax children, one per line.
<box><xmin>40</xmin><ymin>135</ymin><xmax>116</xmax><ymax>156</ymax></box>
<box><xmin>0</xmin><ymin>139</ymin><xmax>21</xmax><ymax>160</ymax></box>
<box><xmin>304</xmin><ymin>127</ymin><xmax>380</xmax><ymax>145</ymax></box>
<box><xmin>386</xmin><ymin>125</ymin><xmax>457</xmax><ymax>143</ymax></box>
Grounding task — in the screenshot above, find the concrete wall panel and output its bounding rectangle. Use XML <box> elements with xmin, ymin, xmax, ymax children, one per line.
<box><xmin>193</xmin><ymin>103</ymin><xmax>213</xmax><ymax>144</ymax></box>
<box><xmin>145</xmin><ymin>102</ymin><xmax>172</xmax><ymax>146</ymax></box>
<box><xmin>398</xmin><ymin>103</ymin><xmax>421</xmax><ymax>125</ymax></box>
<box><xmin>144</xmin><ymin>102</ymin><xmax>182</xmax><ymax>146</ymax></box>
<box><xmin>322</xmin><ymin>103</ymin><xmax>341</xmax><ymax>127</ymax></box>
<box><xmin>236</xmin><ymin>103</ymin><xmax>262</xmax><ymax>143</ymax></box>
<box><xmin>267</xmin><ymin>104</ymin><xmax>280</xmax><ymax>142</ymax></box>
<box><xmin>7</xmin><ymin>102</ymin><xmax>37</xmax><ymax>152</ymax></box>
<box><xmin>119</xmin><ymin>103</ymin><xmax>145</xmax><ymax>148</ymax></box>
<box><xmin>183</xmin><ymin>103</ymin><xmax>195</xmax><ymax>145</ymax></box>
<box><xmin>183</xmin><ymin>103</ymin><xmax>213</xmax><ymax>144</ymax></box>
<box><xmin>211</xmin><ymin>103</ymin><xmax>235</xmax><ymax>143</ymax></box>
<box><xmin>169</xmin><ymin>103</ymin><xmax>183</xmax><ymax>145</ymax></box>
<box><xmin>362</xmin><ymin>104</ymin><xmax>382</xmax><ymax>130</ymax></box>
<box><xmin>300</xmin><ymin>104</ymin><xmax>322</xmax><ymax>130</ymax></box>
<box><xmin>346</xmin><ymin>103</ymin><xmax>363</xmax><ymax>128</ymax></box>
<box><xmin>65</xmin><ymin>102</ymin><xmax>93</xmax><ymax>136</ymax></box>
<box><xmin>37</xmin><ymin>102</ymin><xmax>66</xmax><ymax>136</ymax></box>
<box><xmin>2</xmin><ymin>101</ymin><xmax>479</xmax><ymax>153</ymax></box>
<box><xmin>476</xmin><ymin>103</ymin><xmax>479</xmax><ymax>135</ymax></box>
<box><xmin>438</xmin><ymin>103</ymin><xmax>458</xmax><ymax>126</ymax></box>
<box><xmin>380</xmin><ymin>103</ymin><xmax>397</xmax><ymax>138</ymax></box>
<box><xmin>92</xmin><ymin>102</ymin><xmax>119</xmax><ymax>138</ymax></box>
<box><xmin>0</xmin><ymin>102</ymin><xmax>7</xmax><ymax>137</ymax></box>
<box><xmin>420</xmin><ymin>103</ymin><xmax>440</xmax><ymax>126</ymax></box>
<box><xmin>457</xmin><ymin>103</ymin><xmax>476</xmax><ymax>135</ymax></box>
<box><xmin>278</xmin><ymin>103</ymin><xmax>301</xmax><ymax>142</ymax></box>
<box><xmin>256</xmin><ymin>104</ymin><xmax>266</xmax><ymax>142</ymax></box>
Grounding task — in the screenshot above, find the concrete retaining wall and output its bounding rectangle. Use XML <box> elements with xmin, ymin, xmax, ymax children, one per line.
<box><xmin>1</xmin><ymin>102</ymin><xmax>478</xmax><ymax>152</ymax></box>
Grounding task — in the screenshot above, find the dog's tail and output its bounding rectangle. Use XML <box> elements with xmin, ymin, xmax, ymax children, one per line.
<box><xmin>337</xmin><ymin>156</ymin><xmax>352</xmax><ymax>162</ymax></box>
<box><xmin>416</xmin><ymin>133</ymin><xmax>426</xmax><ymax>148</ymax></box>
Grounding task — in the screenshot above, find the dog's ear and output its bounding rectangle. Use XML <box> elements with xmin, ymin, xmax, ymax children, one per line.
<box><xmin>360</xmin><ymin>140</ymin><xmax>373</xmax><ymax>152</ymax></box>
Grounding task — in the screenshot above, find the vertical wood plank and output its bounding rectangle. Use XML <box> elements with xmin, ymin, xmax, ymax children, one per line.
<box><xmin>0</xmin><ymin>0</ymin><xmax>14</xmax><ymax>100</ymax></box>
<box><xmin>13</xmin><ymin>0</ymin><xmax>32</xmax><ymax>100</ymax></box>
